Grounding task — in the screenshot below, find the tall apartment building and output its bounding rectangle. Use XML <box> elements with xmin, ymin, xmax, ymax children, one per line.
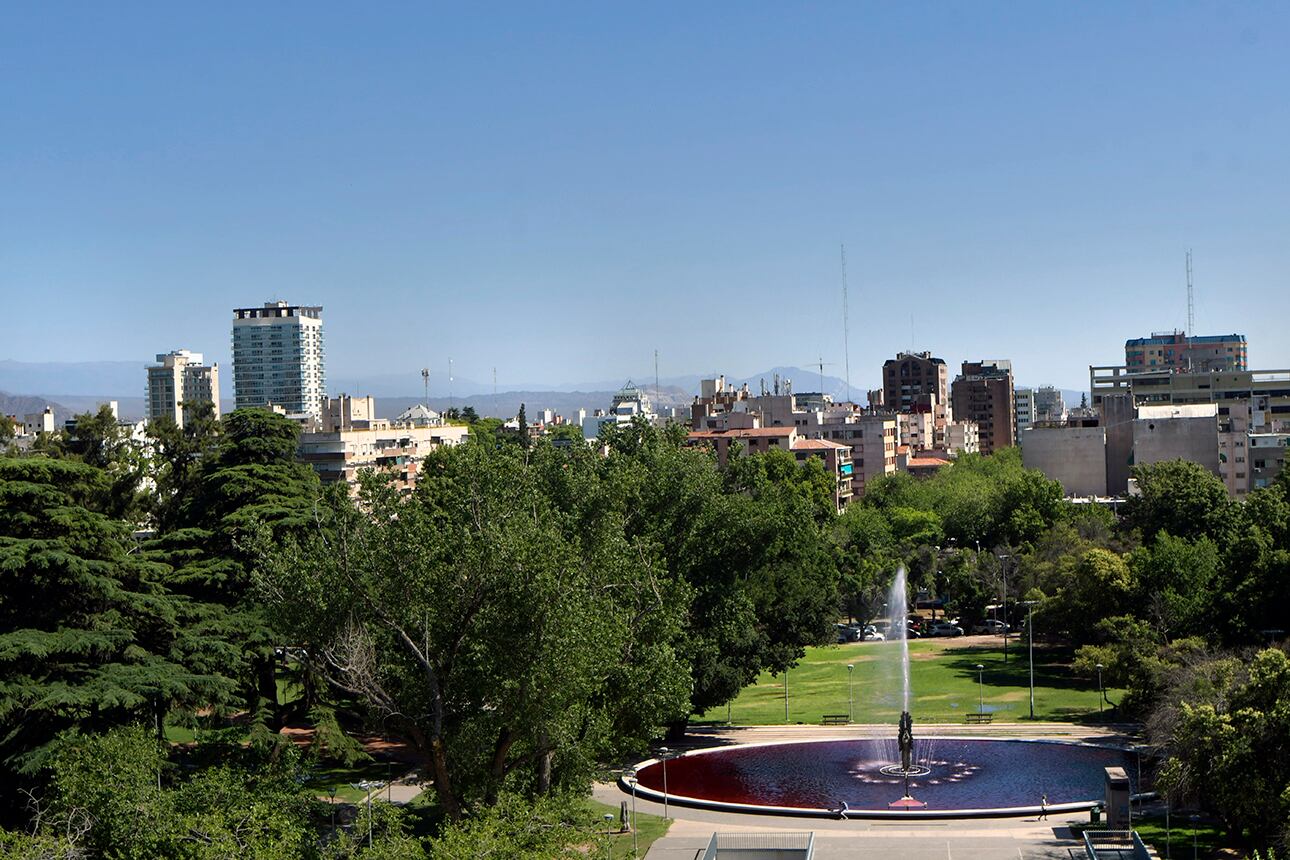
<box><xmin>1014</xmin><ymin>387</ymin><xmax>1035</xmax><ymax>445</ymax></box>
<box><xmin>1033</xmin><ymin>385</ymin><xmax>1066</xmax><ymax>423</ymax></box>
<box><xmin>146</xmin><ymin>349</ymin><xmax>220</xmax><ymax>428</ymax></box>
<box><xmin>951</xmin><ymin>360</ymin><xmax>1015</xmax><ymax>456</ymax></box>
<box><xmin>232</xmin><ymin>302</ymin><xmax>326</xmax><ymax>420</ymax></box>
<box><xmin>882</xmin><ymin>352</ymin><xmax>948</xmax><ymax>413</ymax></box>
<box><xmin>1125</xmin><ymin>331</ymin><xmax>1247</xmax><ymax>373</ymax></box>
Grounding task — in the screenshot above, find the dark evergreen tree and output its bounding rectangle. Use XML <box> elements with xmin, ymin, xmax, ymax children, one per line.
<box><xmin>0</xmin><ymin>457</ymin><xmax>232</xmax><ymax>785</ymax></box>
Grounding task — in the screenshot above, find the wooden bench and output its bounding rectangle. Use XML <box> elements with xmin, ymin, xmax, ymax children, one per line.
<box><xmin>965</xmin><ymin>713</ymin><xmax>992</xmax><ymax>724</ymax></box>
<box><xmin>821</xmin><ymin>714</ymin><xmax>850</xmax><ymax>725</ymax></box>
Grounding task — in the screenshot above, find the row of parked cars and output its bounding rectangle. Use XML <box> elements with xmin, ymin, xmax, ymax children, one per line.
<box><xmin>835</xmin><ymin>618</ymin><xmax>1010</xmax><ymax>642</ymax></box>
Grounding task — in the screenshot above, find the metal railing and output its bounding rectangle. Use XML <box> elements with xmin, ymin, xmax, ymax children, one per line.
<box><xmin>1083</xmin><ymin>828</ymin><xmax>1153</xmax><ymax>859</ymax></box>
<box><xmin>701</xmin><ymin>831</ymin><xmax>815</xmax><ymax>859</ymax></box>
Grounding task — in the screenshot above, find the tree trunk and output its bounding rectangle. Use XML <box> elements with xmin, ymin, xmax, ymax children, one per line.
<box><xmin>484</xmin><ymin>727</ymin><xmax>514</xmax><ymax>806</ymax></box>
<box><xmin>666</xmin><ymin>719</ymin><xmax>687</xmax><ymax>742</ymax></box>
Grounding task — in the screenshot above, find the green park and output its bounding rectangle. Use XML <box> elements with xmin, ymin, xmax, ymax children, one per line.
<box><xmin>2</xmin><ymin>408</ymin><xmax>1289</xmax><ymax>858</ymax></box>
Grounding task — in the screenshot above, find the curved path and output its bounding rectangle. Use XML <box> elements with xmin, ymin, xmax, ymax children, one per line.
<box><xmin>597</xmin><ymin>723</ymin><xmax>1147</xmax><ymax>859</ymax></box>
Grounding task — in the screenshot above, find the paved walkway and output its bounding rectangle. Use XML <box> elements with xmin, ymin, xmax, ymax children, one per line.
<box><xmin>599</xmin><ymin>724</ymin><xmax>1141</xmax><ymax>859</ymax></box>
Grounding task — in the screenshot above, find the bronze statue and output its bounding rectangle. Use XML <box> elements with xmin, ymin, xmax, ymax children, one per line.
<box><xmin>898</xmin><ymin>711</ymin><xmax>913</xmax><ymax>773</ymax></box>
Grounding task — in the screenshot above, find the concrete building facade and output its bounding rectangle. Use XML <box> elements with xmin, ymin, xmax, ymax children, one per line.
<box><xmin>1125</xmin><ymin>331</ymin><xmax>1247</xmax><ymax>373</ymax></box>
<box><xmin>146</xmin><ymin>349</ymin><xmax>220</xmax><ymax>428</ymax></box>
<box><xmin>951</xmin><ymin>360</ymin><xmax>1015</xmax><ymax>456</ymax></box>
<box><xmin>882</xmin><ymin>352</ymin><xmax>949</xmax><ymax>414</ymax></box>
<box><xmin>232</xmin><ymin>301</ymin><xmax>326</xmax><ymax>421</ymax></box>
<box><xmin>1033</xmin><ymin>385</ymin><xmax>1067</xmax><ymax>423</ymax></box>
<box><xmin>1021</xmin><ymin>425</ymin><xmax>1108</xmax><ymax>497</ymax></box>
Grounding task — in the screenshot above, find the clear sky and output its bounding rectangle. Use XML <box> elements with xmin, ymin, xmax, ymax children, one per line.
<box><xmin>3</xmin><ymin>2</ymin><xmax>1287</xmax><ymax>392</ymax></box>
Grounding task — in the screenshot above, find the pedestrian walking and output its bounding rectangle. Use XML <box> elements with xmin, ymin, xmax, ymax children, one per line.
<box><xmin>1039</xmin><ymin>793</ymin><xmax>1048</xmax><ymax>820</ymax></box>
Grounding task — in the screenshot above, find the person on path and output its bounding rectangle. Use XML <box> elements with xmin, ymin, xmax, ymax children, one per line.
<box><xmin>1039</xmin><ymin>793</ymin><xmax>1049</xmax><ymax>820</ymax></box>
<box><xmin>836</xmin><ymin>799</ymin><xmax>849</xmax><ymax>820</ymax></box>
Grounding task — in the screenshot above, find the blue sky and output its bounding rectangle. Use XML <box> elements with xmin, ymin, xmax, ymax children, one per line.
<box><xmin>2</xmin><ymin>2</ymin><xmax>1287</xmax><ymax>392</ymax></box>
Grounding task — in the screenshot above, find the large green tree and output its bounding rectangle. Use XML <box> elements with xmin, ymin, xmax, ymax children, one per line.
<box><xmin>262</xmin><ymin>437</ymin><xmax>689</xmax><ymax>818</ymax></box>
<box><xmin>0</xmin><ymin>458</ymin><xmax>231</xmax><ymax>782</ymax></box>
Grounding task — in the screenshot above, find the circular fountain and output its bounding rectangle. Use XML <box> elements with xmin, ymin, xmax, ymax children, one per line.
<box><xmin>624</xmin><ymin>567</ymin><xmax>1141</xmax><ymax>818</ymax></box>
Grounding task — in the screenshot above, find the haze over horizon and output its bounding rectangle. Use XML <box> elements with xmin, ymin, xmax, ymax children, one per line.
<box><xmin>4</xmin><ymin>4</ymin><xmax>1288</xmax><ymax>393</ymax></box>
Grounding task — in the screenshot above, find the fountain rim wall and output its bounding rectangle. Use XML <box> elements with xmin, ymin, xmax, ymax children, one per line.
<box><xmin>622</xmin><ymin>736</ymin><xmax>1149</xmax><ymax>820</ymax></box>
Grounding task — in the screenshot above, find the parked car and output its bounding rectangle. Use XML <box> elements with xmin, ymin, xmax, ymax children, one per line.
<box><xmin>927</xmin><ymin>620</ymin><xmax>965</xmax><ymax>637</ymax></box>
<box><xmin>835</xmin><ymin>624</ymin><xmax>862</xmax><ymax>643</ymax></box>
<box><xmin>971</xmin><ymin>619</ymin><xmax>1009</xmax><ymax>635</ymax></box>
<box><xmin>862</xmin><ymin>625</ymin><xmax>885</xmax><ymax>642</ymax></box>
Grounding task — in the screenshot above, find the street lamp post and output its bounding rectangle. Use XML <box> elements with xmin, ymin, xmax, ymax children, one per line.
<box><xmin>1021</xmin><ymin>600</ymin><xmax>1038</xmax><ymax>719</ymax></box>
<box><xmin>351</xmin><ymin>781</ymin><xmax>380</xmax><ymax>848</ymax></box>
<box><xmin>1096</xmin><ymin>663</ymin><xmax>1105</xmax><ymax>721</ymax></box>
<box><xmin>998</xmin><ymin>554</ymin><xmax>1010</xmax><ymax>664</ymax></box>
<box><xmin>976</xmin><ymin>663</ymin><xmax>985</xmax><ymax>715</ymax></box>
<box><xmin>603</xmin><ymin>813</ymin><xmax>615</xmax><ymax>860</ymax></box>
<box><xmin>847</xmin><ymin>664</ymin><xmax>855</xmax><ymax>723</ymax></box>
<box><xmin>1190</xmin><ymin>814</ymin><xmax>1200</xmax><ymax>860</ymax></box>
<box><xmin>784</xmin><ymin>668</ymin><xmax>789</xmax><ymax>723</ymax></box>
<box><xmin>658</xmin><ymin>747</ymin><xmax>670</xmax><ymax>820</ymax></box>
<box><xmin>625</xmin><ymin>770</ymin><xmax>639</xmax><ymax>858</ymax></box>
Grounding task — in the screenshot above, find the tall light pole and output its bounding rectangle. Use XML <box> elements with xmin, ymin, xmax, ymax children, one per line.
<box><xmin>784</xmin><ymin>668</ymin><xmax>789</xmax><ymax>723</ymax></box>
<box><xmin>1190</xmin><ymin>814</ymin><xmax>1199</xmax><ymax>860</ymax></box>
<box><xmin>625</xmin><ymin>770</ymin><xmax>639</xmax><ymax>858</ymax></box>
<box><xmin>603</xmin><ymin>813</ymin><xmax>615</xmax><ymax>860</ymax></box>
<box><xmin>658</xmin><ymin>747</ymin><xmax>670</xmax><ymax>820</ymax></box>
<box><xmin>998</xmin><ymin>554</ymin><xmax>1010</xmax><ymax>664</ymax></box>
<box><xmin>1096</xmin><ymin>663</ymin><xmax>1105</xmax><ymax>721</ymax></box>
<box><xmin>1022</xmin><ymin>600</ymin><xmax>1038</xmax><ymax>719</ymax></box>
<box><xmin>976</xmin><ymin>663</ymin><xmax>985</xmax><ymax>715</ymax></box>
<box><xmin>847</xmin><ymin>664</ymin><xmax>855</xmax><ymax>723</ymax></box>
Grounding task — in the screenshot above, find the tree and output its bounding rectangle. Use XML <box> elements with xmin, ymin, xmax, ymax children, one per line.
<box><xmin>1124</xmin><ymin>460</ymin><xmax>1234</xmax><ymax>544</ymax></box>
<box><xmin>1156</xmin><ymin>649</ymin><xmax>1290</xmax><ymax>851</ymax></box>
<box><xmin>261</xmin><ymin>438</ymin><xmax>689</xmax><ymax>818</ymax></box>
<box><xmin>0</xmin><ymin>458</ymin><xmax>232</xmax><ymax>780</ymax></box>
<box><xmin>150</xmin><ymin>408</ymin><xmax>322</xmax><ymax>730</ymax></box>
<box><xmin>145</xmin><ymin>401</ymin><xmax>222</xmax><ymax>533</ymax></box>
<box><xmin>2</xmin><ymin>726</ymin><xmax>323</xmax><ymax>858</ymax></box>
<box><xmin>1129</xmin><ymin>532</ymin><xmax>1220</xmax><ymax>640</ymax></box>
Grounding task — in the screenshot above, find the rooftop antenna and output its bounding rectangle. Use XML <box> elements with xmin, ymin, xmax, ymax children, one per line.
<box><xmin>654</xmin><ymin>349</ymin><xmax>660</xmax><ymax>404</ymax></box>
<box><xmin>1186</xmin><ymin>250</ymin><xmax>1195</xmax><ymax>371</ymax></box>
<box><xmin>421</xmin><ymin>368</ymin><xmax>430</xmax><ymax>407</ymax></box>
<box><xmin>818</xmin><ymin>355</ymin><xmax>825</xmax><ymax>393</ymax></box>
<box><xmin>1186</xmin><ymin>249</ymin><xmax>1195</xmax><ymax>334</ymax></box>
<box><xmin>448</xmin><ymin>358</ymin><xmax>454</xmax><ymax>410</ymax></box>
<box><xmin>840</xmin><ymin>244</ymin><xmax>852</xmax><ymax>403</ymax></box>
<box><xmin>492</xmin><ymin>366</ymin><xmax>497</xmax><ymax>397</ymax></box>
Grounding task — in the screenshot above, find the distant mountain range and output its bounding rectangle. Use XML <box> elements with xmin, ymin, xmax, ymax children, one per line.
<box><xmin>1</xmin><ymin>359</ymin><xmax>1089</xmax><ymax>423</ymax></box>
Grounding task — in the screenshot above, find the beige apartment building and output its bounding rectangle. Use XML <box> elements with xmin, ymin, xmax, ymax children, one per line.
<box><xmin>146</xmin><ymin>349</ymin><xmax>220</xmax><ymax>428</ymax></box>
<box><xmin>298</xmin><ymin>395</ymin><xmax>468</xmax><ymax>493</ymax></box>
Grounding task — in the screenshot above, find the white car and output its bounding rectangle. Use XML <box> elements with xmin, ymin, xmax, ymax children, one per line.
<box><xmin>927</xmin><ymin>620</ymin><xmax>964</xmax><ymax>637</ymax></box>
<box><xmin>971</xmin><ymin>619</ymin><xmax>1009</xmax><ymax>635</ymax></box>
<box><xmin>862</xmin><ymin>625</ymin><xmax>885</xmax><ymax>641</ymax></box>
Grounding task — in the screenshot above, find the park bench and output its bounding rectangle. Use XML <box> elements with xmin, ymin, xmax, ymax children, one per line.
<box><xmin>964</xmin><ymin>713</ymin><xmax>992</xmax><ymax>724</ymax></box>
<box><xmin>821</xmin><ymin>714</ymin><xmax>849</xmax><ymax>725</ymax></box>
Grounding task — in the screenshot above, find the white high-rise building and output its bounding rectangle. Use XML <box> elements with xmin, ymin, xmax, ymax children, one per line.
<box><xmin>146</xmin><ymin>349</ymin><xmax>220</xmax><ymax>428</ymax></box>
<box><xmin>231</xmin><ymin>302</ymin><xmax>326</xmax><ymax>420</ymax></box>
<box><xmin>1014</xmin><ymin>386</ymin><xmax>1035</xmax><ymax>444</ymax></box>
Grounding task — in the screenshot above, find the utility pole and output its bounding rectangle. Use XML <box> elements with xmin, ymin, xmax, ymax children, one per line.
<box><xmin>421</xmin><ymin>368</ymin><xmax>430</xmax><ymax>407</ymax></box>
<box><xmin>841</xmin><ymin>244</ymin><xmax>852</xmax><ymax>403</ymax></box>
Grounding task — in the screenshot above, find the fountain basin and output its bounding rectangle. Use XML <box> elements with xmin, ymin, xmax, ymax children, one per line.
<box><xmin>626</xmin><ymin>737</ymin><xmax>1141</xmax><ymax>818</ymax></box>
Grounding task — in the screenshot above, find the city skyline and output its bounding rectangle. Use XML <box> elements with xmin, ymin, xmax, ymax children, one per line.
<box><xmin>4</xmin><ymin>4</ymin><xmax>1289</xmax><ymax>390</ymax></box>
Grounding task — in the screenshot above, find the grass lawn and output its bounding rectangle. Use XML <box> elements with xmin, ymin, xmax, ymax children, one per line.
<box><xmin>700</xmin><ymin>637</ymin><xmax>1125</xmax><ymax>725</ymax></box>
<box><xmin>1132</xmin><ymin>813</ymin><xmax>1230</xmax><ymax>859</ymax></box>
<box><xmin>306</xmin><ymin>757</ymin><xmax>404</xmax><ymax>803</ymax></box>
<box><xmin>581</xmin><ymin>799</ymin><xmax>671</xmax><ymax>860</ymax></box>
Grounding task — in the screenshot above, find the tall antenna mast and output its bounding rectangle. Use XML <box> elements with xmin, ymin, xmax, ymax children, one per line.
<box><xmin>421</xmin><ymin>368</ymin><xmax>430</xmax><ymax>407</ymax></box>
<box><xmin>841</xmin><ymin>244</ymin><xmax>852</xmax><ymax>403</ymax></box>
<box><xmin>654</xmin><ymin>349</ymin><xmax>660</xmax><ymax>405</ymax></box>
<box><xmin>492</xmin><ymin>366</ymin><xmax>497</xmax><ymax>397</ymax></box>
<box><xmin>448</xmin><ymin>358</ymin><xmax>454</xmax><ymax>410</ymax></box>
<box><xmin>818</xmin><ymin>355</ymin><xmax>825</xmax><ymax>394</ymax></box>
<box><xmin>1186</xmin><ymin>249</ymin><xmax>1195</xmax><ymax>335</ymax></box>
